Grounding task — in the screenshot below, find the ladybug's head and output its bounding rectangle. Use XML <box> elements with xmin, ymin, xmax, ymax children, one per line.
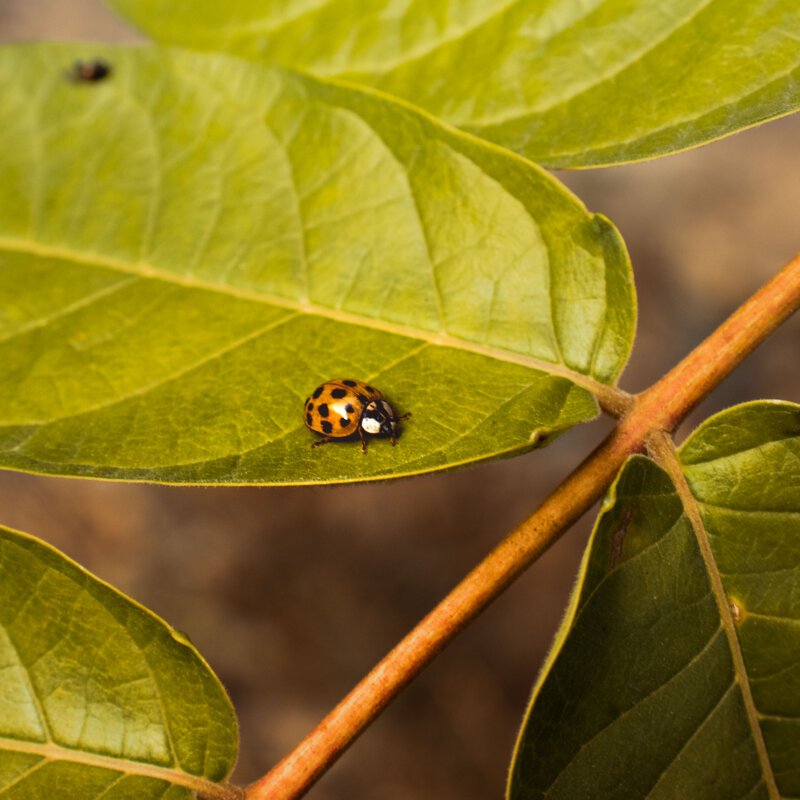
<box><xmin>360</xmin><ymin>400</ymin><xmax>398</xmax><ymax>437</ymax></box>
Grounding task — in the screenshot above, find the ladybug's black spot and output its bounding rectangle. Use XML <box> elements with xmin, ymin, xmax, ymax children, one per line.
<box><xmin>330</xmin><ymin>388</ymin><xmax>347</xmax><ymax>399</ymax></box>
<box><xmin>306</xmin><ymin>413</ymin><xmax>312</xmax><ymax>425</ymax></box>
<box><xmin>317</xmin><ymin>403</ymin><xmax>329</xmax><ymax>417</ymax></box>
<box><xmin>340</xmin><ymin>418</ymin><xmax>351</xmax><ymax>428</ymax></box>
<box><xmin>312</xmin><ymin>385</ymin><xmax>324</xmax><ymax>399</ymax></box>
<box><xmin>321</xmin><ymin>420</ymin><xmax>333</xmax><ymax>434</ymax></box>
<box><xmin>357</xmin><ymin>394</ymin><xmax>367</xmax><ymax>404</ymax></box>
<box><xmin>307</xmin><ymin>402</ymin><xmax>314</xmax><ymax>411</ymax></box>
<box><xmin>345</xmin><ymin>404</ymin><xmax>355</xmax><ymax>414</ymax></box>
<box><xmin>342</xmin><ymin>379</ymin><xmax>357</xmax><ymax>387</ymax></box>
<box><xmin>365</xmin><ymin>385</ymin><xmax>375</xmax><ymax>393</ymax></box>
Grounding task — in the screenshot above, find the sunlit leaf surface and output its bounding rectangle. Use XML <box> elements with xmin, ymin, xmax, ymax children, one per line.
<box><xmin>0</xmin><ymin>527</ymin><xmax>237</xmax><ymax>798</ymax></box>
<box><xmin>0</xmin><ymin>43</ymin><xmax>634</xmax><ymax>484</ymax></box>
<box><xmin>106</xmin><ymin>0</ymin><xmax>800</xmax><ymax>166</ymax></box>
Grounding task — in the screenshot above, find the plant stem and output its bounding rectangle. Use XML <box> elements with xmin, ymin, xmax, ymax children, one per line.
<box><xmin>246</xmin><ymin>253</ymin><xmax>800</xmax><ymax>800</ymax></box>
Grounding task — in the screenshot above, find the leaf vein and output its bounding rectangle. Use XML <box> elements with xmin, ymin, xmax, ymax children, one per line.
<box><xmin>0</xmin><ymin>236</ymin><xmax>621</xmax><ymax>403</ymax></box>
<box><xmin>646</xmin><ymin>679</ymin><xmax>738</xmax><ymax>796</ymax></box>
<box><xmin>465</xmin><ymin>0</ymin><xmax>718</xmax><ymax>129</ymax></box>
<box><xmin>0</xmin><ymin>277</ymin><xmax>140</xmax><ymax>346</ymax></box>
<box><xmin>13</xmin><ymin>311</ymin><xmax>300</xmax><ymax>428</ymax></box>
<box><xmin>544</xmin><ymin>627</ymin><xmax>728</xmax><ymax>795</ymax></box>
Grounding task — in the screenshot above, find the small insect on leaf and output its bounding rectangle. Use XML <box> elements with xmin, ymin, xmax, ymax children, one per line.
<box><xmin>66</xmin><ymin>59</ymin><xmax>112</xmax><ymax>83</ymax></box>
<box><xmin>304</xmin><ymin>378</ymin><xmax>410</xmax><ymax>453</ymax></box>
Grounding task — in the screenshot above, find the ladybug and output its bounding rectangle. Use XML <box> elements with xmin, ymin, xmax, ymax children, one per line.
<box><xmin>304</xmin><ymin>379</ymin><xmax>409</xmax><ymax>453</ymax></box>
<box><xmin>66</xmin><ymin>59</ymin><xmax>112</xmax><ymax>83</ymax></box>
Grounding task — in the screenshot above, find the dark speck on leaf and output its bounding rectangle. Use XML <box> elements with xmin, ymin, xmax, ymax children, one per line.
<box><xmin>66</xmin><ymin>59</ymin><xmax>111</xmax><ymax>83</ymax></box>
<box><xmin>607</xmin><ymin>508</ymin><xmax>634</xmax><ymax>572</ymax></box>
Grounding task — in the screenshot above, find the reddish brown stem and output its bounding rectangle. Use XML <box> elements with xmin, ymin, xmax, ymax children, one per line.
<box><xmin>247</xmin><ymin>253</ymin><xmax>800</xmax><ymax>800</ymax></box>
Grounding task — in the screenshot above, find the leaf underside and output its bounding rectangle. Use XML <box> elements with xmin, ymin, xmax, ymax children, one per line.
<box><xmin>0</xmin><ymin>527</ymin><xmax>237</xmax><ymax>799</ymax></box>
<box><xmin>509</xmin><ymin>401</ymin><xmax>800</xmax><ymax>799</ymax></box>
<box><xmin>105</xmin><ymin>0</ymin><xmax>800</xmax><ymax>167</ymax></box>
<box><xmin>0</xmin><ymin>43</ymin><xmax>634</xmax><ymax>485</ymax></box>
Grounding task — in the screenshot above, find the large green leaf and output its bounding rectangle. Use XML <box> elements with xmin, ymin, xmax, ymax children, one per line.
<box><xmin>0</xmin><ymin>526</ymin><xmax>238</xmax><ymax>798</ymax></box>
<box><xmin>0</xmin><ymin>43</ymin><xmax>633</xmax><ymax>485</ymax></box>
<box><xmin>508</xmin><ymin>401</ymin><xmax>800</xmax><ymax>799</ymax></box>
<box><xmin>105</xmin><ymin>0</ymin><xmax>800</xmax><ymax>167</ymax></box>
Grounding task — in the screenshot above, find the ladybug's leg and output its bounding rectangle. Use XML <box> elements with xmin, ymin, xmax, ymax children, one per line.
<box><xmin>391</xmin><ymin>412</ymin><xmax>411</xmax><ymax>445</ymax></box>
<box><xmin>311</xmin><ymin>437</ymin><xmax>335</xmax><ymax>448</ymax></box>
<box><xmin>358</xmin><ymin>427</ymin><xmax>369</xmax><ymax>453</ymax></box>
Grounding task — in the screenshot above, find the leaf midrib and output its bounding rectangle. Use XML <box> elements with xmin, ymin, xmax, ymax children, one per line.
<box><xmin>0</xmin><ymin>735</ymin><xmax>231</xmax><ymax>797</ymax></box>
<box><xmin>0</xmin><ymin>235</ymin><xmax>616</xmax><ymax>401</ymax></box>
<box><xmin>651</xmin><ymin>434</ymin><xmax>779</xmax><ymax>799</ymax></box>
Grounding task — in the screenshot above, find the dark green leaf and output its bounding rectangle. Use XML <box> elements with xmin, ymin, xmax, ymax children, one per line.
<box><xmin>509</xmin><ymin>401</ymin><xmax>800</xmax><ymax>799</ymax></box>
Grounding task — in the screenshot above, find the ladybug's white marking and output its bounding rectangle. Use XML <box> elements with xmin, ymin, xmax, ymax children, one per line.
<box><xmin>361</xmin><ymin>414</ymin><xmax>382</xmax><ymax>435</ymax></box>
<box><xmin>330</xmin><ymin>401</ymin><xmax>353</xmax><ymax>421</ymax></box>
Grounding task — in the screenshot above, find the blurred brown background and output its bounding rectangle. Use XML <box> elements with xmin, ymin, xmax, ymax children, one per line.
<box><xmin>1</xmin><ymin>3</ymin><xmax>799</xmax><ymax>797</ymax></box>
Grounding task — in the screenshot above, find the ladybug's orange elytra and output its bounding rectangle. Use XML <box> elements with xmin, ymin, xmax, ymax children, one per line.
<box><xmin>303</xmin><ymin>379</ymin><xmax>409</xmax><ymax>452</ymax></box>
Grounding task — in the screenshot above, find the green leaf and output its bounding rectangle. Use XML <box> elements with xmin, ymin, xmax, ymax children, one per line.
<box><xmin>104</xmin><ymin>0</ymin><xmax>800</xmax><ymax>167</ymax></box>
<box><xmin>0</xmin><ymin>526</ymin><xmax>238</xmax><ymax>798</ymax></box>
<box><xmin>0</xmin><ymin>43</ymin><xmax>633</xmax><ymax>485</ymax></box>
<box><xmin>508</xmin><ymin>401</ymin><xmax>800</xmax><ymax>799</ymax></box>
